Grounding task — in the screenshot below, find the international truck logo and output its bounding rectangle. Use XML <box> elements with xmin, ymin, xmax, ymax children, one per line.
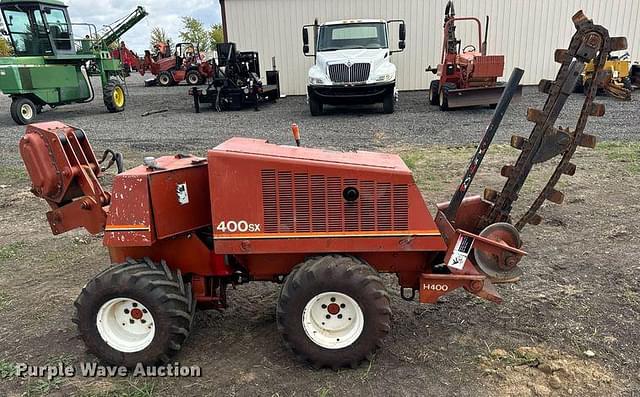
<box><xmin>346</xmin><ymin>60</ymin><xmax>352</xmax><ymax>67</ymax></box>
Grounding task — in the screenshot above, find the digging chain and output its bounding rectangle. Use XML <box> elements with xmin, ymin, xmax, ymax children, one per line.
<box><xmin>478</xmin><ymin>11</ymin><xmax>628</xmax><ymax>231</ymax></box>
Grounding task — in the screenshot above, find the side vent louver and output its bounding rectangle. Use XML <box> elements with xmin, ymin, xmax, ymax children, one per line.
<box><xmin>261</xmin><ymin>169</ymin><xmax>409</xmax><ymax>233</ymax></box>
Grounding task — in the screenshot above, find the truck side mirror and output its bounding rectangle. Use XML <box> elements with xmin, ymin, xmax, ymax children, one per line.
<box><xmin>302</xmin><ymin>28</ymin><xmax>309</xmax><ymax>54</ymax></box>
<box><xmin>399</xmin><ymin>40</ymin><xmax>406</xmax><ymax>50</ymax></box>
<box><xmin>399</xmin><ymin>23</ymin><xmax>406</xmax><ymax>41</ymax></box>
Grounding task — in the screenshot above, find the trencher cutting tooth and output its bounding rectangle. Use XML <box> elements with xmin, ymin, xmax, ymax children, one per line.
<box><xmin>510</xmin><ymin>135</ymin><xmax>528</xmax><ymax>150</ymax></box>
<box><xmin>546</xmin><ymin>189</ymin><xmax>565</xmax><ymax>205</ymax></box>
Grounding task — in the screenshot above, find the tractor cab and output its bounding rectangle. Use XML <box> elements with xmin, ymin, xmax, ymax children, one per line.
<box><xmin>0</xmin><ymin>0</ymin><xmax>76</xmax><ymax>57</ymax></box>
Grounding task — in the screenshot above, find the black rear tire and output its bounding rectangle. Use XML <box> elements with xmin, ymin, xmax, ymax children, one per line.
<box><xmin>10</xmin><ymin>96</ymin><xmax>37</xmax><ymax>125</ymax></box>
<box><xmin>428</xmin><ymin>80</ymin><xmax>440</xmax><ymax>105</ymax></box>
<box><xmin>157</xmin><ymin>71</ymin><xmax>174</xmax><ymax>87</ymax></box>
<box><xmin>103</xmin><ymin>78</ymin><xmax>126</xmax><ymax>113</ymax></box>
<box><xmin>309</xmin><ymin>96</ymin><xmax>323</xmax><ymax>116</ymax></box>
<box><xmin>73</xmin><ymin>258</ymin><xmax>196</xmax><ymax>367</ymax></box>
<box><xmin>186</xmin><ymin>70</ymin><xmax>202</xmax><ymax>85</ymax></box>
<box><xmin>277</xmin><ymin>255</ymin><xmax>391</xmax><ymax>369</ymax></box>
<box><xmin>382</xmin><ymin>91</ymin><xmax>395</xmax><ymax>114</ymax></box>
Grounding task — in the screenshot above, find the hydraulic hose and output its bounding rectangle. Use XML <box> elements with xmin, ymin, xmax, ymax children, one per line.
<box><xmin>79</xmin><ymin>64</ymin><xmax>95</xmax><ymax>103</ymax></box>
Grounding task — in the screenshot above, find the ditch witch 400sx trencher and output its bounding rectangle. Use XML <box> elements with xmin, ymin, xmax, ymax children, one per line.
<box><xmin>19</xmin><ymin>12</ymin><xmax>624</xmax><ymax>368</ymax></box>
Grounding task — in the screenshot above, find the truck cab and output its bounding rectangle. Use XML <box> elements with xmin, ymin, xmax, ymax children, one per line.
<box><xmin>302</xmin><ymin>19</ymin><xmax>405</xmax><ymax>116</ymax></box>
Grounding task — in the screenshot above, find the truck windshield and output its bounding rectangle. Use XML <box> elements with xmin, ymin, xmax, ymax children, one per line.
<box><xmin>317</xmin><ymin>23</ymin><xmax>387</xmax><ymax>51</ymax></box>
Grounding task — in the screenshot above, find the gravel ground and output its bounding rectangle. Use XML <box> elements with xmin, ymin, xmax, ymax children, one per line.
<box><xmin>0</xmin><ymin>74</ymin><xmax>638</xmax><ymax>165</ymax></box>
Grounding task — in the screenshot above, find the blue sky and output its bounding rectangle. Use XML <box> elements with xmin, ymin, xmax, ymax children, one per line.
<box><xmin>66</xmin><ymin>0</ymin><xmax>222</xmax><ymax>53</ymax></box>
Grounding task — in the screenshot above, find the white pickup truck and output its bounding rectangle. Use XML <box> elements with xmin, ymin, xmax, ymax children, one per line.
<box><xmin>302</xmin><ymin>19</ymin><xmax>406</xmax><ymax>116</ymax></box>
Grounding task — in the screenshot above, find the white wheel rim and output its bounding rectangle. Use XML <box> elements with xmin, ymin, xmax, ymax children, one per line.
<box><xmin>160</xmin><ymin>76</ymin><xmax>169</xmax><ymax>84</ymax></box>
<box><xmin>189</xmin><ymin>74</ymin><xmax>199</xmax><ymax>84</ymax></box>
<box><xmin>21</xmin><ymin>104</ymin><xmax>33</xmax><ymax>120</ymax></box>
<box><xmin>96</xmin><ymin>298</ymin><xmax>155</xmax><ymax>353</ymax></box>
<box><xmin>302</xmin><ymin>292</ymin><xmax>364</xmax><ymax>349</ymax></box>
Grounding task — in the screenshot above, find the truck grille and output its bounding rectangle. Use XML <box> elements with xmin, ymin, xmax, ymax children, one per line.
<box><xmin>261</xmin><ymin>169</ymin><xmax>408</xmax><ymax>233</ymax></box>
<box><xmin>328</xmin><ymin>63</ymin><xmax>371</xmax><ymax>83</ymax></box>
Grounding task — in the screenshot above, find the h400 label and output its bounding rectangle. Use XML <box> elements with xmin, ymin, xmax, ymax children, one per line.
<box><xmin>422</xmin><ymin>283</ymin><xmax>449</xmax><ymax>292</ymax></box>
<box><xmin>216</xmin><ymin>220</ymin><xmax>261</xmax><ymax>233</ymax></box>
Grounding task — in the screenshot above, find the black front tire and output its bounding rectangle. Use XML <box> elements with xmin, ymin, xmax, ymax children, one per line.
<box><xmin>277</xmin><ymin>255</ymin><xmax>391</xmax><ymax>369</ymax></box>
<box><xmin>186</xmin><ymin>70</ymin><xmax>202</xmax><ymax>85</ymax></box>
<box><xmin>428</xmin><ymin>80</ymin><xmax>440</xmax><ymax>105</ymax></box>
<box><xmin>439</xmin><ymin>82</ymin><xmax>457</xmax><ymax>111</ymax></box>
<box><xmin>103</xmin><ymin>78</ymin><xmax>126</xmax><ymax>113</ymax></box>
<box><xmin>10</xmin><ymin>96</ymin><xmax>37</xmax><ymax>125</ymax></box>
<box><xmin>309</xmin><ymin>96</ymin><xmax>323</xmax><ymax>116</ymax></box>
<box><xmin>382</xmin><ymin>91</ymin><xmax>395</xmax><ymax>114</ymax></box>
<box><xmin>73</xmin><ymin>258</ymin><xmax>196</xmax><ymax>367</ymax></box>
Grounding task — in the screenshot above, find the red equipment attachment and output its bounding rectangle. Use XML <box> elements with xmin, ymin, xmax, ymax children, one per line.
<box><xmin>19</xmin><ymin>122</ymin><xmax>109</xmax><ymax>235</ymax></box>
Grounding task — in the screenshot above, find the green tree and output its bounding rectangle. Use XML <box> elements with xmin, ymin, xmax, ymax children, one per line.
<box><xmin>149</xmin><ymin>26</ymin><xmax>172</xmax><ymax>49</ymax></box>
<box><xmin>179</xmin><ymin>16</ymin><xmax>209</xmax><ymax>52</ymax></box>
<box><xmin>0</xmin><ymin>37</ymin><xmax>12</xmax><ymax>56</ymax></box>
<box><xmin>209</xmin><ymin>23</ymin><xmax>224</xmax><ymax>49</ymax></box>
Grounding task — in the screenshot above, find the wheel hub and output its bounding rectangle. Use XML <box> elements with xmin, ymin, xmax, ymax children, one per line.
<box><xmin>302</xmin><ymin>292</ymin><xmax>364</xmax><ymax>349</ymax></box>
<box><xmin>96</xmin><ymin>297</ymin><xmax>155</xmax><ymax>353</ymax></box>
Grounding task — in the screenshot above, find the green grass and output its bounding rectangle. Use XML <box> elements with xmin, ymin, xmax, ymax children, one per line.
<box><xmin>0</xmin><ymin>292</ymin><xmax>11</xmax><ymax>311</ymax></box>
<box><xmin>0</xmin><ymin>241</ymin><xmax>25</xmax><ymax>260</ymax></box>
<box><xmin>24</xmin><ymin>377</ymin><xmax>65</xmax><ymax>397</ymax></box>
<box><xmin>0</xmin><ymin>359</ymin><xmax>15</xmax><ymax>379</ymax></box>
<box><xmin>0</xmin><ymin>165</ymin><xmax>28</xmax><ymax>185</ymax></box>
<box><xmin>45</xmin><ymin>353</ymin><xmax>75</xmax><ymax>367</ymax></box>
<box><xmin>597</xmin><ymin>142</ymin><xmax>640</xmax><ymax>174</ymax></box>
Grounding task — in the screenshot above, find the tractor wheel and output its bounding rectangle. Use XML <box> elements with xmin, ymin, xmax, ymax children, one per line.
<box><xmin>439</xmin><ymin>82</ymin><xmax>456</xmax><ymax>111</ymax></box>
<box><xmin>428</xmin><ymin>80</ymin><xmax>440</xmax><ymax>105</ymax></box>
<box><xmin>103</xmin><ymin>78</ymin><xmax>126</xmax><ymax>113</ymax></box>
<box><xmin>382</xmin><ymin>90</ymin><xmax>395</xmax><ymax>114</ymax></box>
<box><xmin>186</xmin><ymin>70</ymin><xmax>202</xmax><ymax>85</ymax></box>
<box><xmin>277</xmin><ymin>255</ymin><xmax>391</xmax><ymax>368</ymax></box>
<box><xmin>72</xmin><ymin>258</ymin><xmax>196</xmax><ymax>367</ymax></box>
<box><xmin>157</xmin><ymin>71</ymin><xmax>174</xmax><ymax>87</ymax></box>
<box><xmin>10</xmin><ymin>96</ymin><xmax>37</xmax><ymax>125</ymax></box>
<box><xmin>309</xmin><ymin>96</ymin><xmax>323</xmax><ymax>116</ymax></box>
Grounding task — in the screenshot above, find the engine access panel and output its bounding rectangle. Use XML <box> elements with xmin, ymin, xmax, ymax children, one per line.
<box><xmin>208</xmin><ymin>138</ymin><xmax>446</xmax><ymax>255</ymax></box>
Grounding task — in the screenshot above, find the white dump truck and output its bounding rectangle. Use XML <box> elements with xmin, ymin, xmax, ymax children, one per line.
<box><xmin>302</xmin><ymin>19</ymin><xmax>406</xmax><ymax>115</ymax></box>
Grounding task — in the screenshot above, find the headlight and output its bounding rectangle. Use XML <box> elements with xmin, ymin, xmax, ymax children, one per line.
<box><xmin>309</xmin><ymin>77</ymin><xmax>326</xmax><ymax>85</ymax></box>
<box><xmin>375</xmin><ymin>73</ymin><xmax>394</xmax><ymax>82</ymax></box>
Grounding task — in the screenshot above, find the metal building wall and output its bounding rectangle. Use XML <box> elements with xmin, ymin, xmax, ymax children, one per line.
<box><xmin>224</xmin><ymin>0</ymin><xmax>639</xmax><ymax>95</ymax></box>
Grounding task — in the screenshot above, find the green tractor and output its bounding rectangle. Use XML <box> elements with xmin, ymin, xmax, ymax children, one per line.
<box><xmin>0</xmin><ymin>0</ymin><xmax>147</xmax><ymax>124</ymax></box>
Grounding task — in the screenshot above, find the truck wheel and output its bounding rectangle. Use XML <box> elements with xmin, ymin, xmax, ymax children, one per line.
<box><xmin>382</xmin><ymin>91</ymin><xmax>395</xmax><ymax>114</ymax></box>
<box><xmin>277</xmin><ymin>255</ymin><xmax>391</xmax><ymax>368</ymax></box>
<box><xmin>428</xmin><ymin>80</ymin><xmax>440</xmax><ymax>105</ymax></box>
<box><xmin>309</xmin><ymin>97</ymin><xmax>323</xmax><ymax>116</ymax></box>
<box><xmin>72</xmin><ymin>258</ymin><xmax>196</xmax><ymax>367</ymax></box>
<box><xmin>103</xmin><ymin>78</ymin><xmax>126</xmax><ymax>113</ymax></box>
<box><xmin>10</xmin><ymin>97</ymin><xmax>37</xmax><ymax>125</ymax></box>
<box><xmin>439</xmin><ymin>82</ymin><xmax>456</xmax><ymax>111</ymax></box>
<box><xmin>186</xmin><ymin>70</ymin><xmax>202</xmax><ymax>85</ymax></box>
<box><xmin>157</xmin><ymin>71</ymin><xmax>174</xmax><ymax>87</ymax></box>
